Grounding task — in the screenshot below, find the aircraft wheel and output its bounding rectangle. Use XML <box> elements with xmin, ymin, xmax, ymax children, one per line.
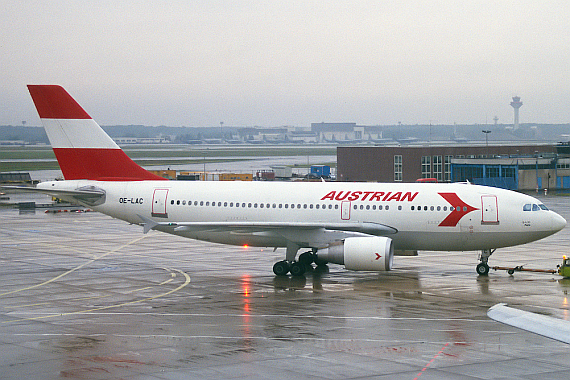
<box><xmin>314</xmin><ymin>264</ymin><xmax>329</xmax><ymax>273</ymax></box>
<box><xmin>476</xmin><ymin>263</ymin><xmax>490</xmax><ymax>276</ymax></box>
<box><xmin>314</xmin><ymin>256</ymin><xmax>328</xmax><ymax>267</ymax></box>
<box><xmin>290</xmin><ymin>261</ymin><xmax>306</xmax><ymax>276</ymax></box>
<box><xmin>298</xmin><ymin>251</ymin><xmax>315</xmax><ymax>265</ymax></box>
<box><xmin>273</xmin><ymin>260</ymin><xmax>290</xmax><ymax>276</ymax></box>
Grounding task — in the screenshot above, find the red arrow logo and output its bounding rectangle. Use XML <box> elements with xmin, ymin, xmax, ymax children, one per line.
<box><xmin>438</xmin><ymin>193</ymin><xmax>479</xmax><ymax>227</ymax></box>
<box><xmin>375</xmin><ymin>253</ymin><xmax>381</xmax><ymax>260</ymax></box>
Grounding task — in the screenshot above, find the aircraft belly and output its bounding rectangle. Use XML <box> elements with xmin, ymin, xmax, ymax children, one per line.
<box><xmin>170</xmin><ymin>230</ymin><xmax>290</xmax><ymax>248</ymax></box>
<box><xmin>392</xmin><ymin>230</ymin><xmax>555</xmax><ymax>251</ymax></box>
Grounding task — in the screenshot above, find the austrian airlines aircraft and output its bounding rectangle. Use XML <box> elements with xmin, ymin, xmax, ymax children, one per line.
<box><xmin>18</xmin><ymin>85</ymin><xmax>566</xmax><ymax>276</ymax></box>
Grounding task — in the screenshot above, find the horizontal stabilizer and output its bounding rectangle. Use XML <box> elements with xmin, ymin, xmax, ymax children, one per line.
<box><xmin>2</xmin><ymin>185</ymin><xmax>106</xmax><ymax>206</ymax></box>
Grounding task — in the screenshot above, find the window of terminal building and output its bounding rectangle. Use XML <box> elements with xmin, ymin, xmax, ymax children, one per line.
<box><xmin>421</xmin><ymin>156</ymin><xmax>432</xmax><ymax>178</ymax></box>
<box><xmin>444</xmin><ymin>155</ymin><xmax>453</xmax><ymax>182</ymax></box>
<box><xmin>394</xmin><ymin>155</ymin><xmax>403</xmax><ymax>182</ymax></box>
<box><xmin>433</xmin><ymin>155</ymin><xmax>443</xmax><ymax>182</ymax></box>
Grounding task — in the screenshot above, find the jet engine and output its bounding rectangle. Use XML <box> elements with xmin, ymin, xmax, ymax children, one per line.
<box><xmin>316</xmin><ymin>236</ymin><xmax>394</xmax><ymax>271</ymax></box>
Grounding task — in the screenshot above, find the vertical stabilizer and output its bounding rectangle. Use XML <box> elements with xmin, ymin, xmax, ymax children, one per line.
<box><xmin>27</xmin><ymin>85</ymin><xmax>166</xmax><ymax>181</ymax></box>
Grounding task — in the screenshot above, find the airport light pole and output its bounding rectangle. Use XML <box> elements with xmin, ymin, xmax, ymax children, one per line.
<box><xmin>482</xmin><ymin>130</ymin><xmax>491</xmax><ymax>147</ymax></box>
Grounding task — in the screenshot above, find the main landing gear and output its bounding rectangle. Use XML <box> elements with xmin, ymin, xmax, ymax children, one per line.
<box><xmin>273</xmin><ymin>245</ymin><xmax>327</xmax><ymax>276</ymax></box>
<box><xmin>476</xmin><ymin>249</ymin><xmax>496</xmax><ymax>276</ymax></box>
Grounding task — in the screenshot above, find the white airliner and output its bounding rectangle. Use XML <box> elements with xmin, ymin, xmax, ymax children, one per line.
<box><xmin>12</xmin><ymin>85</ymin><xmax>566</xmax><ymax>276</ymax></box>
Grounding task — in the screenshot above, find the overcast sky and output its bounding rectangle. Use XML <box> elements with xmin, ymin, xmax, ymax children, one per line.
<box><xmin>2</xmin><ymin>0</ymin><xmax>570</xmax><ymax>127</ymax></box>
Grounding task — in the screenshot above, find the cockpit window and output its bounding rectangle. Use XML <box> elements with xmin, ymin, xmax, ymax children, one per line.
<box><xmin>524</xmin><ymin>203</ymin><xmax>549</xmax><ymax>211</ymax></box>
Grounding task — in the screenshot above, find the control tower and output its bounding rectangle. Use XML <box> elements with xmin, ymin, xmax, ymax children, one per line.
<box><xmin>510</xmin><ymin>96</ymin><xmax>523</xmax><ymax>130</ymax></box>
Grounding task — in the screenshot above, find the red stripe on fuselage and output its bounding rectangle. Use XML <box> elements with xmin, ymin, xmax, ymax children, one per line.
<box><xmin>53</xmin><ymin>148</ymin><xmax>167</xmax><ymax>181</ymax></box>
<box><xmin>28</xmin><ymin>85</ymin><xmax>91</xmax><ymax>119</ymax></box>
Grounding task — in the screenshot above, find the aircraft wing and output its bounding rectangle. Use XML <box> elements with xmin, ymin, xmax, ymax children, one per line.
<box><xmin>487</xmin><ymin>303</ymin><xmax>570</xmax><ymax>344</ymax></box>
<box><xmin>137</xmin><ymin>214</ymin><xmax>397</xmax><ymax>247</ymax></box>
<box><xmin>1</xmin><ymin>185</ymin><xmax>106</xmax><ymax>206</ymax></box>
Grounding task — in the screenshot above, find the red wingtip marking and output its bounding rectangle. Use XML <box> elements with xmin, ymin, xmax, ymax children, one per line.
<box><xmin>27</xmin><ymin>85</ymin><xmax>91</xmax><ymax>119</ymax></box>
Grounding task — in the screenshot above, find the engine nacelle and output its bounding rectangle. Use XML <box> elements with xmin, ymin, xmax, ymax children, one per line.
<box><xmin>316</xmin><ymin>236</ymin><xmax>394</xmax><ymax>271</ymax></box>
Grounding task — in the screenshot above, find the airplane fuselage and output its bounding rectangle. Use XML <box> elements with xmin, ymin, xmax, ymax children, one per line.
<box><xmin>40</xmin><ymin>179</ymin><xmax>565</xmax><ymax>252</ymax></box>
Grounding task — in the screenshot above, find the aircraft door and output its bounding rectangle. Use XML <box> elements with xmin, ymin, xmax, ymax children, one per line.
<box><xmin>481</xmin><ymin>195</ymin><xmax>499</xmax><ymax>224</ymax></box>
<box><xmin>341</xmin><ymin>201</ymin><xmax>351</xmax><ymax>220</ymax></box>
<box><xmin>152</xmin><ymin>188</ymin><xmax>169</xmax><ymax>218</ymax></box>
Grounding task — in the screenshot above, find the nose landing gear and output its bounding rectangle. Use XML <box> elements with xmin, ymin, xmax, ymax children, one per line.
<box><xmin>476</xmin><ymin>249</ymin><xmax>496</xmax><ymax>276</ymax></box>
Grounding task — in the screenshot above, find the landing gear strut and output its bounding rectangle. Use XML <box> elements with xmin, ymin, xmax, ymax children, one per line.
<box><xmin>476</xmin><ymin>249</ymin><xmax>496</xmax><ymax>276</ymax></box>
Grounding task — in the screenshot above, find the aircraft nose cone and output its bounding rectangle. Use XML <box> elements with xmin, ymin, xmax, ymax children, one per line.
<box><xmin>552</xmin><ymin>212</ymin><xmax>567</xmax><ymax>232</ymax></box>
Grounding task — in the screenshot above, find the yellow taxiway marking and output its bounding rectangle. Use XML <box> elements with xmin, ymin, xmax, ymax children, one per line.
<box><xmin>2</xmin><ymin>269</ymin><xmax>191</xmax><ymax>324</ymax></box>
<box><xmin>0</xmin><ymin>234</ymin><xmax>150</xmax><ymax>297</ymax></box>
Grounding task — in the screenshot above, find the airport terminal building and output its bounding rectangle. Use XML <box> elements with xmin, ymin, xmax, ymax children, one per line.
<box><xmin>337</xmin><ymin>144</ymin><xmax>570</xmax><ymax>191</ymax></box>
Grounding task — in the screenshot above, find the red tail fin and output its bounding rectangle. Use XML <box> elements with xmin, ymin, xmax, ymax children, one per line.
<box><xmin>28</xmin><ymin>85</ymin><xmax>167</xmax><ymax>181</ymax></box>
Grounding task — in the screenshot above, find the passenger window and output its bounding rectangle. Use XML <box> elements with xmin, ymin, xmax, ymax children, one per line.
<box><xmin>430</xmin><ymin>206</ymin><xmax>434</xmax><ymax>211</ymax></box>
<box><xmin>411</xmin><ymin>206</ymin><xmax>414</xmax><ymax>210</ymax></box>
<box><xmin>171</xmin><ymin>200</ymin><xmax>175</xmax><ymax>205</ymax></box>
<box><xmin>260</xmin><ymin>204</ymin><xmax>264</xmax><ymax>208</ymax></box>
<box><xmin>398</xmin><ymin>205</ymin><xmax>402</xmax><ymax>211</ymax></box>
<box><xmin>523</xmin><ymin>204</ymin><xmax>531</xmax><ymax>211</ymax></box>
<box><xmin>385</xmin><ymin>205</ymin><xmax>389</xmax><ymax>210</ymax></box>
<box><xmin>230</xmin><ymin>202</ymin><xmax>233</xmax><ymax>207</ymax></box>
<box><xmin>437</xmin><ymin>206</ymin><xmax>441</xmax><ymax>211</ymax></box>
<box><xmin>335</xmin><ymin>205</ymin><xmax>339</xmax><ymax>210</ymax></box>
<box><xmin>379</xmin><ymin>205</ymin><xmax>383</xmax><ymax>210</ymax></box>
<box><xmin>316</xmin><ymin>204</ymin><xmax>320</xmax><ymax>209</ymax></box>
<box><xmin>285</xmin><ymin>204</ymin><xmax>288</xmax><ymax>209</ymax></box>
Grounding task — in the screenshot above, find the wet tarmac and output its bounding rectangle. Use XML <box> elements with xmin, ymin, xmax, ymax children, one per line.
<box><xmin>1</xmin><ymin>194</ymin><xmax>570</xmax><ymax>379</ymax></box>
